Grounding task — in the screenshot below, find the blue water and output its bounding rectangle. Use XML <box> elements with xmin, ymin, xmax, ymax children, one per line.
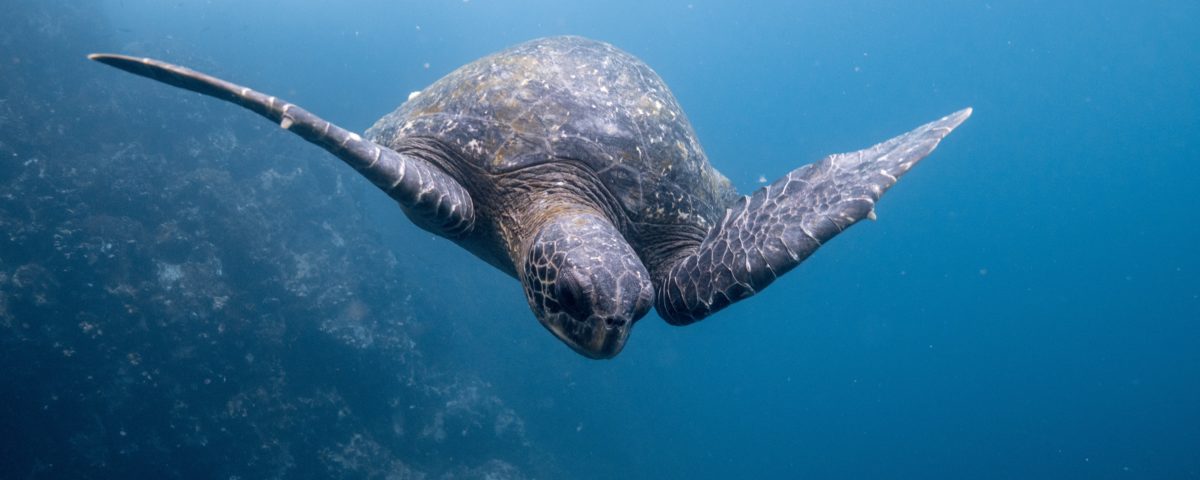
<box><xmin>2</xmin><ymin>0</ymin><xmax>1197</xmax><ymax>478</ymax></box>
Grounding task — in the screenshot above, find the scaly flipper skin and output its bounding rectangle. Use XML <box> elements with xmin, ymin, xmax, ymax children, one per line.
<box><xmin>87</xmin><ymin>54</ymin><xmax>474</xmax><ymax>238</ymax></box>
<box><xmin>657</xmin><ymin>108</ymin><xmax>972</xmax><ymax>325</ymax></box>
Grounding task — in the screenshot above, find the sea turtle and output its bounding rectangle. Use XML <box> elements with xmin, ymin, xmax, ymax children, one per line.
<box><xmin>90</xmin><ymin>36</ymin><xmax>970</xmax><ymax>359</ymax></box>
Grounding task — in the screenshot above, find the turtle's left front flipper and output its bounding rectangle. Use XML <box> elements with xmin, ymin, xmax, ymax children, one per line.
<box><xmin>88</xmin><ymin>54</ymin><xmax>474</xmax><ymax>238</ymax></box>
<box><xmin>657</xmin><ymin>108</ymin><xmax>972</xmax><ymax>325</ymax></box>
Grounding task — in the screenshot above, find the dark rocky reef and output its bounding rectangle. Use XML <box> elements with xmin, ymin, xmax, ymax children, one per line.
<box><xmin>0</xmin><ymin>1</ymin><xmax>550</xmax><ymax>478</ymax></box>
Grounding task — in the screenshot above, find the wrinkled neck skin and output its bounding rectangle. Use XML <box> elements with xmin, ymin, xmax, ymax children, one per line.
<box><xmin>391</xmin><ymin>138</ymin><xmax>653</xmax><ymax>358</ymax></box>
<box><xmin>498</xmin><ymin>161</ymin><xmax>629</xmax><ymax>266</ymax></box>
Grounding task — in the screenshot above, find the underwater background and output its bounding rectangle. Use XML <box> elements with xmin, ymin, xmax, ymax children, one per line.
<box><xmin>2</xmin><ymin>0</ymin><xmax>1197</xmax><ymax>478</ymax></box>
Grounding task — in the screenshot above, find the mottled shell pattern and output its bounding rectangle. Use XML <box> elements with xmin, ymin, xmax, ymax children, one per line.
<box><xmin>367</xmin><ymin>36</ymin><xmax>739</xmax><ymax>234</ymax></box>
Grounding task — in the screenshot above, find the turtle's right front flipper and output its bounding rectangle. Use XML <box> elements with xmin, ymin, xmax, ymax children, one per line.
<box><xmin>88</xmin><ymin>54</ymin><xmax>474</xmax><ymax>238</ymax></box>
<box><xmin>657</xmin><ymin>108</ymin><xmax>971</xmax><ymax>325</ymax></box>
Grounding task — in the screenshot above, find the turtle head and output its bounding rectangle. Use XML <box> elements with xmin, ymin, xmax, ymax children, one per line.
<box><xmin>521</xmin><ymin>212</ymin><xmax>653</xmax><ymax>359</ymax></box>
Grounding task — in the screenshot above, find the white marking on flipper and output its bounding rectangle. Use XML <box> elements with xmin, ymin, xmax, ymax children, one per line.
<box><xmin>278</xmin><ymin>105</ymin><xmax>295</xmax><ymax>129</ymax></box>
<box><xmin>780</xmin><ymin>232</ymin><xmax>801</xmax><ymax>261</ymax></box>
<box><xmin>339</xmin><ymin>132</ymin><xmax>362</xmax><ymax>147</ymax></box>
<box><xmin>368</xmin><ymin>146</ymin><xmax>382</xmax><ymax>168</ymax></box>
<box><xmin>391</xmin><ymin>157</ymin><xmax>408</xmax><ymax>188</ymax></box>
<box><xmin>798</xmin><ymin>223</ymin><xmax>821</xmax><ymax>246</ymax></box>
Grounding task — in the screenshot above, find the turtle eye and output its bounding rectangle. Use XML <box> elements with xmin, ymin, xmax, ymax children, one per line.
<box><xmin>555</xmin><ymin>275</ymin><xmax>589</xmax><ymax>318</ymax></box>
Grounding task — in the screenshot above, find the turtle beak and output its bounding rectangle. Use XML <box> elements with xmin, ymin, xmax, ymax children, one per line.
<box><xmin>585</xmin><ymin>315</ymin><xmax>632</xmax><ymax>359</ymax></box>
<box><xmin>548</xmin><ymin>315</ymin><xmax>631</xmax><ymax>360</ymax></box>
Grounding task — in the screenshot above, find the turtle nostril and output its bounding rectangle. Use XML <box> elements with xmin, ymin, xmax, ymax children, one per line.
<box><xmin>604</xmin><ymin>317</ymin><xmax>627</xmax><ymax>329</ymax></box>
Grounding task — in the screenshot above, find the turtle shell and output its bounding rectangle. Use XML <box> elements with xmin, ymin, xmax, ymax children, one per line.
<box><xmin>367</xmin><ymin>36</ymin><xmax>738</xmax><ymax>232</ymax></box>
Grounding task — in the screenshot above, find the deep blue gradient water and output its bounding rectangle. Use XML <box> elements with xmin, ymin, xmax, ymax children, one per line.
<box><xmin>2</xmin><ymin>1</ymin><xmax>1197</xmax><ymax>478</ymax></box>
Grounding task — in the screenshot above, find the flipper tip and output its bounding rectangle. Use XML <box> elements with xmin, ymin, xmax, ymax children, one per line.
<box><xmin>87</xmin><ymin>53</ymin><xmax>154</xmax><ymax>72</ymax></box>
<box><xmin>87</xmin><ymin>53</ymin><xmax>129</xmax><ymax>68</ymax></box>
<box><xmin>952</xmin><ymin>106</ymin><xmax>973</xmax><ymax>122</ymax></box>
<box><xmin>87</xmin><ymin>53</ymin><xmax>126</xmax><ymax>63</ymax></box>
<box><xmin>932</xmin><ymin>107</ymin><xmax>973</xmax><ymax>133</ymax></box>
